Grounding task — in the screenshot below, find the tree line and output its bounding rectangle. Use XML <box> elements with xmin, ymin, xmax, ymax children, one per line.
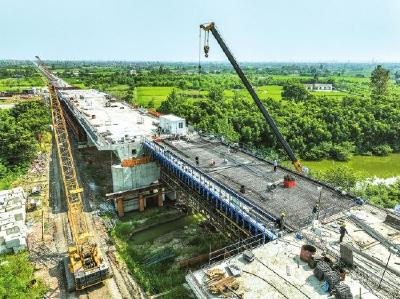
<box><xmin>160</xmin><ymin>66</ymin><xmax>399</xmax><ymax>162</ymax></box>
<box><xmin>0</xmin><ymin>101</ymin><xmax>50</xmax><ymax>183</ymax></box>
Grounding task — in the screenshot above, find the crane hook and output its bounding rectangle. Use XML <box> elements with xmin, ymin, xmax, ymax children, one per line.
<box><xmin>204</xmin><ymin>45</ymin><xmax>210</xmax><ymax>58</ymax></box>
<box><xmin>203</xmin><ymin>30</ymin><xmax>210</xmax><ymax>58</ymax></box>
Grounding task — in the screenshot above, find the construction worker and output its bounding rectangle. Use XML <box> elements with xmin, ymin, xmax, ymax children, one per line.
<box><xmin>339</xmin><ymin>222</ymin><xmax>348</xmax><ymax>243</ymax></box>
<box><xmin>312</xmin><ymin>203</ymin><xmax>319</xmax><ymax>220</ymax></box>
<box><xmin>276</xmin><ymin>212</ymin><xmax>285</xmax><ymax>229</ymax></box>
<box><xmin>273</xmin><ymin>160</ymin><xmax>278</xmax><ymax>172</ymax></box>
<box><xmin>240</xmin><ymin>185</ymin><xmax>246</xmax><ymax>194</ymax></box>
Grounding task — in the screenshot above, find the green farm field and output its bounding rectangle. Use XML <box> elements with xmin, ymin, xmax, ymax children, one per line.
<box><xmin>0</xmin><ymin>78</ymin><xmax>44</xmax><ymax>91</ymax></box>
<box><xmin>135</xmin><ymin>86</ymin><xmax>175</xmax><ymax>107</ymax></box>
<box><xmin>133</xmin><ymin>84</ymin><xmax>350</xmax><ymax>108</ymax></box>
<box><xmin>310</xmin><ymin>90</ymin><xmax>348</xmax><ymax>98</ymax></box>
<box><xmin>304</xmin><ymin>153</ymin><xmax>400</xmax><ymax>178</ymax></box>
<box><xmin>135</xmin><ymin>85</ymin><xmax>285</xmax><ymax>108</ymax></box>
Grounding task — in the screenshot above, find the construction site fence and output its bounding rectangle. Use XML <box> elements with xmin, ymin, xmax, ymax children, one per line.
<box><xmin>207</xmin><ymin>233</ymin><xmax>265</xmax><ymax>265</ymax></box>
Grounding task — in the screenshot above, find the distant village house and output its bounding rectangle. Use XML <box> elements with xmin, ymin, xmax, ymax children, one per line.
<box><xmin>304</xmin><ymin>83</ymin><xmax>333</xmax><ymax>91</ymax></box>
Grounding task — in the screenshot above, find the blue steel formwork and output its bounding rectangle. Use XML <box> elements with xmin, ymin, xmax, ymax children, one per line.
<box><xmin>143</xmin><ymin>139</ymin><xmax>277</xmax><ymax>243</ymax></box>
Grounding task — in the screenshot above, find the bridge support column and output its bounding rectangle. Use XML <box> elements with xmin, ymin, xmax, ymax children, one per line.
<box><xmin>158</xmin><ymin>189</ymin><xmax>163</xmax><ymax>207</ymax></box>
<box><xmin>116</xmin><ymin>197</ymin><xmax>125</xmax><ymax>217</ymax></box>
<box><xmin>139</xmin><ymin>195</ymin><xmax>145</xmax><ymax>212</ymax></box>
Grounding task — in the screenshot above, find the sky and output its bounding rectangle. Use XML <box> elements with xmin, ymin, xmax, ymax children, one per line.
<box><xmin>1</xmin><ymin>0</ymin><xmax>400</xmax><ymax>62</ymax></box>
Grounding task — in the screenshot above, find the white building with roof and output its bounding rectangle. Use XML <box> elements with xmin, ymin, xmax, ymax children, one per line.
<box><xmin>0</xmin><ymin>187</ymin><xmax>27</xmax><ymax>254</ymax></box>
<box><xmin>159</xmin><ymin>114</ymin><xmax>187</xmax><ymax>136</ymax></box>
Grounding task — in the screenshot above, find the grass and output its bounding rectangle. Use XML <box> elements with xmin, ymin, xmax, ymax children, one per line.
<box><xmin>223</xmin><ymin>85</ymin><xmax>283</xmax><ymax>101</ymax></box>
<box><xmin>310</xmin><ymin>90</ymin><xmax>348</xmax><ymax>98</ymax></box>
<box><xmin>257</xmin><ymin>85</ymin><xmax>283</xmax><ymax>100</ymax></box>
<box><xmin>132</xmin><ymin>85</ymin><xmax>283</xmax><ymax>108</ymax></box>
<box><xmin>304</xmin><ymin>153</ymin><xmax>400</xmax><ymax>178</ymax></box>
<box><xmin>0</xmin><ymin>78</ymin><xmax>44</xmax><ymax>92</ymax></box>
<box><xmin>66</xmin><ymin>79</ymin><xmax>86</xmax><ymax>89</ymax></box>
<box><xmin>0</xmin><ymin>95</ymin><xmax>42</xmax><ymax>105</ymax></box>
<box><xmin>112</xmin><ymin>207</ymin><xmax>230</xmax><ymax>298</ymax></box>
<box><xmin>135</xmin><ymin>86</ymin><xmax>175</xmax><ymax>107</ymax></box>
<box><xmin>0</xmin><ymin>172</ymin><xmax>20</xmax><ymax>190</ymax></box>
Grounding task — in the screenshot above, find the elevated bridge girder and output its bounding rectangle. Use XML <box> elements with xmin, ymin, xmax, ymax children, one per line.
<box><xmin>143</xmin><ymin>139</ymin><xmax>278</xmax><ymax>243</ymax></box>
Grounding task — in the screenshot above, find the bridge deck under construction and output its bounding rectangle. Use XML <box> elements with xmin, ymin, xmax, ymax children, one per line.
<box><xmin>37</xmin><ymin>63</ymin><xmax>355</xmax><ymax>230</ymax></box>
<box><xmin>161</xmin><ymin>136</ymin><xmax>355</xmax><ymax>229</ymax></box>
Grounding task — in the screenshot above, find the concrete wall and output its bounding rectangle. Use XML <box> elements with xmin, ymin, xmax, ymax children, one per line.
<box><xmin>116</xmin><ymin>142</ymin><xmax>143</xmax><ymax>161</ymax></box>
<box><xmin>111</xmin><ymin>161</ymin><xmax>160</xmax><ymax>192</ymax></box>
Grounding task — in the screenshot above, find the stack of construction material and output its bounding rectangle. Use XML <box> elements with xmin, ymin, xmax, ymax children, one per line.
<box><xmin>314</xmin><ymin>261</ymin><xmax>331</xmax><ymax>281</ymax></box>
<box><xmin>314</xmin><ymin>261</ymin><xmax>353</xmax><ymax>297</ymax></box>
<box><xmin>325</xmin><ymin>270</ymin><xmax>341</xmax><ymax>291</ymax></box>
<box><xmin>0</xmin><ymin>187</ymin><xmax>27</xmax><ymax>254</ymax></box>
<box><xmin>205</xmin><ymin>268</ymin><xmax>240</xmax><ymax>297</ymax></box>
<box><xmin>334</xmin><ymin>282</ymin><xmax>353</xmax><ymax>299</ymax></box>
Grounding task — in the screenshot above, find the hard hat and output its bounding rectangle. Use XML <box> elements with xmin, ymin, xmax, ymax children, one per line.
<box><xmin>340</xmin><ymin>222</ymin><xmax>346</xmax><ymax>227</ymax></box>
<box><xmin>281</xmin><ymin>212</ymin><xmax>286</xmax><ymax>217</ymax></box>
<box><xmin>315</xmin><ymin>203</ymin><xmax>319</xmax><ymax>207</ymax></box>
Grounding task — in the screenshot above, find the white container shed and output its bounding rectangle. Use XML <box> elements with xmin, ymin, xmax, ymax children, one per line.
<box><xmin>159</xmin><ymin>114</ymin><xmax>187</xmax><ymax>135</ymax></box>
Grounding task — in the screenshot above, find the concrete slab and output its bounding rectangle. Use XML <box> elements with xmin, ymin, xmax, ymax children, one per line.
<box><xmin>188</xmin><ymin>233</ymin><xmax>378</xmax><ymax>299</ymax></box>
<box><xmin>58</xmin><ymin>89</ymin><xmax>159</xmax><ymax>149</ymax></box>
<box><xmin>187</xmin><ymin>204</ymin><xmax>399</xmax><ymax>299</ymax></box>
<box><xmin>161</xmin><ymin>136</ymin><xmax>355</xmax><ymax>229</ymax></box>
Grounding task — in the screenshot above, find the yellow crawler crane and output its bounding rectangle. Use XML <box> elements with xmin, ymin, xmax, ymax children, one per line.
<box><xmin>48</xmin><ymin>84</ymin><xmax>109</xmax><ymax>291</ymax></box>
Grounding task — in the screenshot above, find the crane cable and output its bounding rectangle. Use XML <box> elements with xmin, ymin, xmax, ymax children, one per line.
<box><xmin>198</xmin><ymin>27</ymin><xmax>203</xmax><ymax>91</ymax></box>
<box><xmin>198</xmin><ymin>27</ymin><xmax>202</xmax><ymax>74</ymax></box>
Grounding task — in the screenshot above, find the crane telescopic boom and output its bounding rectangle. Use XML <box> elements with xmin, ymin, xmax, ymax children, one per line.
<box><xmin>200</xmin><ymin>22</ymin><xmax>302</xmax><ymax>172</ymax></box>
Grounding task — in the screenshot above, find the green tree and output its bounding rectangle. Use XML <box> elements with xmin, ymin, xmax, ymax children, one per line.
<box><xmin>0</xmin><ymin>111</ymin><xmax>38</xmax><ymax>167</ymax></box>
<box><xmin>0</xmin><ymin>161</ymin><xmax>8</xmax><ymax>179</ymax></box>
<box><xmin>159</xmin><ymin>89</ymin><xmax>180</xmax><ymax>114</ymax></box>
<box><xmin>370</xmin><ymin>65</ymin><xmax>389</xmax><ymax>99</ymax></box>
<box><xmin>0</xmin><ymin>252</ymin><xmax>47</xmax><ymax>299</ymax></box>
<box><xmin>356</xmin><ymin>181</ymin><xmax>400</xmax><ymax>208</ymax></box>
<box><xmin>329</xmin><ymin>142</ymin><xmax>355</xmax><ymax>161</ymax></box>
<box><xmin>147</xmin><ymin>99</ymin><xmax>155</xmax><ymax>108</ymax></box>
<box><xmin>208</xmin><ymin>86</ymin><xmax>224</xmax><ymax>102</ymax></box>
<box><xmin>281</xmin><ymin>82</ymin><xmax>311</xmax><ymax>101</ymax></box>
<box><xmin>312</xmin><ymin>166</ymin><xmax>364</xmax><ymax>192</ymax></box>
<box><xmin>10</xmin><ymin>101</ymin><xmax>50</xmax><ymax>137</ymax></box>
